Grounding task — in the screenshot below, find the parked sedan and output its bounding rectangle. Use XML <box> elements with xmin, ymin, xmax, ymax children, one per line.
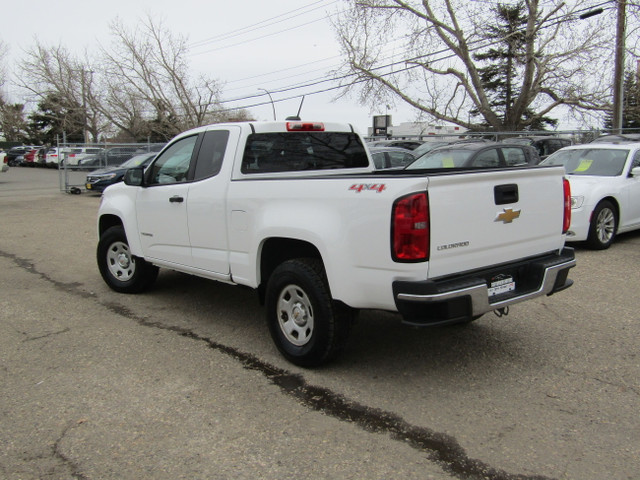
<box><xmin>368</xmin><ymin>146</ymin><xmax>415</xmax><ymax>169</ymax></box>
<box><xmin>6</xmin><ymin>146</ymin><xmax>40</xmax><ymax>166</ymax></box>
<box><xmin>406</xmin><ymin>142</ymin><xmax>540</xmax><ymax>170</ymax></box>
<box><xmin>367</xmin><ymin>139</ymin><xmax>424</xmax><ymax>150</ymax></box>
<box><xmin>590</xmin><ymin>133</ymin><xmax>640</xmax><ymax>143</ymax></box>
<box><xmin>540</xmin><ymin>143</ymin><xmax>640</xmax><ymax>249</ymax></box>
<box><xmin>80</xmin><ymin>145</ymin><xmax>164</xmax><ymax>168</ymax></box>
<box><xmin>85</xmin><ymin>153</ymin><xmax>156</xmax><ymax>193</ymax></box>
<box><xmin>24</xmin><ymin>147</ymin><xmax>47</xmax><ymax>166</ymax></box>
<box><xmin>501</xmin><ymin>136</ymin><xmax>571</xmax><ymax>160</ymax></box>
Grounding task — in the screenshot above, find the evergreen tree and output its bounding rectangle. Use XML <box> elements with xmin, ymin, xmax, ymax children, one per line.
<box><xmin>0</xmin><ymin>100</ymin><xmax>29</xmax><ymax>142</ymax></box>
<box><xmin>470</xmin><ymin>2</ymin><xmax>557</xmax><ymax>130</ymax></box>
<box><xmin>604</xmin><ymin>70</ymin><xmax>640</xmax><ymax>131</ymax></box>
<box><xmin>28</xmin><ymin>93</ymin><xmax>85</xmax><ymax>144</ymax></box>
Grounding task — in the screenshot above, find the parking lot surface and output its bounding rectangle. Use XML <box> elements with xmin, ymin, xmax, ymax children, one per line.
<box><xmin>1</xmin><ymin>167</ymin><xmax>638</xmax><ymax>479</ymax></box>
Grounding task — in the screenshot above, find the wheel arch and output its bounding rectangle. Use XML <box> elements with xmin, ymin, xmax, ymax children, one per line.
<box><xmin>98</xmin><ymin>214</ymin><xmax>124</xmax><ymax>237</ymax></box>
<box><xmin>592</xmin><ymin>196</ymin><xmax>620</xmax><ymax>227</ymax></box>
<box><xmin>257</xmin><ymin>237</ymin><xmax>324</xmax><ymax>304</ymax></box>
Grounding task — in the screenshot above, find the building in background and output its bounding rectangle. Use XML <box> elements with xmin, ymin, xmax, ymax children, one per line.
<box><xmin>368</xmin><ymin>115</ymin><xmax>466</xmax><ymax>139</ymax></box>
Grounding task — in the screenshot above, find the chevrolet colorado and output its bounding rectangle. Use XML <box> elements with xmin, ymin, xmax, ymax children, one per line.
<box><xmin>96</xmin><ymin>121</ymin><xmax>575</xmax><ymax>366</ymax></box>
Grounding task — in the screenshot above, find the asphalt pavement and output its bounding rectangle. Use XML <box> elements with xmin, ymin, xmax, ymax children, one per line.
<box><xmin>0</xmin><ymin>167</ymin><xmax>638</xmax><ymax>479</ymax></box>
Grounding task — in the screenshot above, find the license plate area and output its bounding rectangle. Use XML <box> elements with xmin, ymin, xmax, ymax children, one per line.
<box><xmin>488</xmin><ymin>273</ymin><xmax>516</xmax><ymax>297</ymax></box>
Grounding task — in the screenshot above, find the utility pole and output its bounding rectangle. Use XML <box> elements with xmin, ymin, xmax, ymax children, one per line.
<box><xmin>612</xmin><ymin>0</ymin><xmax>627</xmax><ymax>134</ymax></box>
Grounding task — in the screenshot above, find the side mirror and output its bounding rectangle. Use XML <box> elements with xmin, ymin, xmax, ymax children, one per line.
<box><xmin>631</xmin><ymin>166</ymin><xmax>640</xmax><ymax>177</ymax></box>
<box><xmin>124</xmin><ymin>167</ymin><xmax>145</xmax><ymax>186</ymax></box>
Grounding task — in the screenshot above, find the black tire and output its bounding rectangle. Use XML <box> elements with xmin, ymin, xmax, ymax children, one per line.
<box><xmin>265</xmin><ymin>258</ymin><xmax>353</xmax><ymax>367</ymax></box>
<box><xmin>97</xmin><ymin>225</ymin><xmax>158</xmax><ymax>293</ymax></box>
<box><xmin>586</xmin><ymin>200</ymin><xmax>617</xmax><ymax>250</ymax></box>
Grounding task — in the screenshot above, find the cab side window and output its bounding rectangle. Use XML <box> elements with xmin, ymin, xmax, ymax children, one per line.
<box><xmin>472</xmin><ymin>148</ymin><xmax>500</xmax><ymax>167</ymax></box>
<box><xmin>502</xmin><ymin>147</ymin><xmax>527</xmax><ymax>166</ymax></box>
<box><xmin>631</xmin><ymin>150</ymin><xmax>640</xmax><ymax>170</ymax></box>
<box><xmin>194</xmin><ymin>130</ymin><xmax>230</xmax><ymax>181</ymax></box>
<box><xmin>147</xmin><ymin>135</ymin><xmax>198</xmax><ymax>185</ymax></box>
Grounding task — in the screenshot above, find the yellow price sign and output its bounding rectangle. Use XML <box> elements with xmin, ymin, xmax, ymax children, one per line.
<box><xmin>575</xmin><ymin>159</ymin><xmax>593</xmax><ymax>172</ymax></box>
<box><xmin>442</xmin><ymin>157</ymin><xmax>455</xmax><ymax>168</ymax></box>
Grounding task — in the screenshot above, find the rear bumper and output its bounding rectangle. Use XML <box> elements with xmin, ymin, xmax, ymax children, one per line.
<box><xmin>393</xmin><ymin>248</ymin><xmax>576</xmax><ymax>326</ymax></box>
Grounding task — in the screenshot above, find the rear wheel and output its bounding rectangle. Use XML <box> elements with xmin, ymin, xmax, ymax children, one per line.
<box><xmin>586</xmin><ymin>200</ymin><xmax>617</xmax><ymax>250</ymax></box>
<box><xmin>97</xmin><ymin>226</ymin><xmax>158</xmax><ymax>293</ymax></box>
<box><xmin>265</xmin><ymin>258</ymin><xmax>353</xmax><ymax>367</ymax></box>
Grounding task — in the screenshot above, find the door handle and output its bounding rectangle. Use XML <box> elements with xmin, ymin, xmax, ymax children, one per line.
<box><xmin>494</xmin><ymin>184</ymin><xmax>519</xmax><ymax>205</ymax></box>
<box><xmin>169</xmin><ymin>195</ymin><xmax>184</xmax><ymax>203</ymax></box>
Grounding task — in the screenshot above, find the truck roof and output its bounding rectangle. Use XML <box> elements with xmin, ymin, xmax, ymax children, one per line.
<box><xmin>174</xmin><ymin>121</ymin><xmax>359</xmax><ymax>140</ymax></box>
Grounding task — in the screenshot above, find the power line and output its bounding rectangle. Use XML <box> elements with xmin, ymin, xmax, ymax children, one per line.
<box><xmin>190</xmin><ymin>0</ymin><xmax>336</xmax><ymax>48</ymax></box>
<box><xmin>217</xmin><ymin>0</ymin><xmax>613</xmax><ymax>93</ymax></box>
<box><xmin>209</xmin><ymin>1</ymin><xmax>617</xmax><ymax>114</ymax></box>
<box><xmin>123</xmin><ymin>1</ymin><xmax>618</xmax><ymax>119</ymax></box>
<box><xmin>189</xmin><ymin>1</ymin><xmax>340</xmax><ymax>54</ymax></box>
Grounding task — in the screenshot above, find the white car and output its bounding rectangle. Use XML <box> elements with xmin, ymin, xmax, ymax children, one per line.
<box><xmin>46</xmin><ymin>147</ymin><xmax>105</xmax><ymax>166</ymax></box>
<box><xmin>65</xmin><ymin>147</ymin><xmax>104</xmax><ymax>166</ymax></box>
<box><xmin>541</xmin><ymin>142</ymin><xmax>640</xmax><ymax>249</ymax></box>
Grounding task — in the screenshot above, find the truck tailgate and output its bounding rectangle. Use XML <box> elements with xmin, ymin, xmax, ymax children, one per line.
<box><xmin>426</xmin><ymin>166</ymin><xmax>567</xmax><ymax>279</ymax></box>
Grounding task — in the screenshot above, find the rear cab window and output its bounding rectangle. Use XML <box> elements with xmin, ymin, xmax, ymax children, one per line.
<box><xmin>241</xmin><ymin>132</ymin><xmax>368</xmax><ymax>174</ymax></box>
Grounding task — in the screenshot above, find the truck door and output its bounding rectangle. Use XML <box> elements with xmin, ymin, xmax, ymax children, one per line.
<box><xmin>135</xmin><ymin>135</ymin><xmax>199</xmax><ymax>267</ymax></box>
<box><xmin>187</xmin><ymin>127</ymin><xmax>240</xmax><ymax>277</ymax></box>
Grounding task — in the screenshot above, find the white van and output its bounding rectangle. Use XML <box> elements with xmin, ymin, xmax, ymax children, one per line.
<box><xmin>46</xmin><ymin>147</ymin><xmax>105</xmax><ymax>166</ymax></box>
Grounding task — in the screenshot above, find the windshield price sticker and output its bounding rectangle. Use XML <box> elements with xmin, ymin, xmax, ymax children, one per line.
<box><xmin>488</xmin><ymin>275</ymin><xmax>515</xmax><ymax>297</ymax></box>
<box><xmin>575</xmin><ymin>159</ymin><xmax>593</xmax><ymax>172</ymax></box>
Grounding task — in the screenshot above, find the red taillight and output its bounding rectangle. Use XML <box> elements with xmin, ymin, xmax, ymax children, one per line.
<box><xmin>563</xmin><ymin>177</ymin><xmax>571</xmax><ymax>234</ymax></box>
<box><xmin>392</xmin><ymin>192</ymin><xmax>429</xmax><ymax>261</ymax></box>
<box><xmin>286</xmin><ymin>122</ymin><xmax>324</xmax><ymax>131</ymax></box>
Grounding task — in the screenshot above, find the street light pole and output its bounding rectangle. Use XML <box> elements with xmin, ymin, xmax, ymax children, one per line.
<box><xmin>258</xmin><ymin>88</ymin><xmax>276</xmax><ymax>121</ymax></box>
<box><xmin>81</xmin><ymin>69</ymin><xmax>88</xmax><ymax>144</ymax></box>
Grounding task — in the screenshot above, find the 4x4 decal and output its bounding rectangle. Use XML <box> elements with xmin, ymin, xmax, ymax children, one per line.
<box><xmin>349</xmin><ymin>183</ymin><xmax>386</xmax><ymax>193</ymax></box>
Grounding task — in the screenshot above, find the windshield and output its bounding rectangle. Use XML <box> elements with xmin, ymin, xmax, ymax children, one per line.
<box><xmin>542</xmin><ymin>148</ymin><xmax>629</xmax><ymax>176</ymax></box>
<box><xmin>120</xmin><ymin>154</ymin><xmax>154</xmax><ymax>168</ymax></box>
<box><xmin>406</xmin><ymin>148</ymin><xmax>473</xmax><ymax>169</ymax></box>
<box><xmin>504</xmin><ymin>138</ymin><xmax>533</xmax><ymax>146</ymax></box>
<box><xmin>411</xmin><ymin>141</ymin><xmax>448</xmax><ymax>157</ymax></box>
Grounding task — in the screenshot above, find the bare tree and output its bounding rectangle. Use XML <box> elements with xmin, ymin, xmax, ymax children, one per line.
<box><xmin>101</xmin><ymin>15</ymin><xmax>224</xmax><ymax>140</ymax></box>
<box><xmin>18</xmin><ymin>42</ymin><xmax>104</xmax><ymax>142</ymax></box>
<box><xmin>0</xmin><ymin>39</ymin><xmax>7</xmax><ymax>91</ymax></box>
<box><xmin>0</xmin><ymin>39</ymin><xmax>28</xmax><ymax>142</ymax></box>
<box><xmin>333</xmin><ymin>0</ymin><xmax>614</xmax><ymax>131</ymax></box>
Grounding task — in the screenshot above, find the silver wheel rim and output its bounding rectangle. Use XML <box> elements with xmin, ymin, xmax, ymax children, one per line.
<box><xmin>277</xmin><ymin>284</ymin><xmax>314</xmax><ymax>347</ymax></box>
<box><xmin>106</xmin><ymin>241</ymin><xmax>136</xmax><ymax>282</ymax></box>
<box><xmin>596</xmin><ymin>207</ymin><xmax>615</xmax><ymax>244</ymax></box>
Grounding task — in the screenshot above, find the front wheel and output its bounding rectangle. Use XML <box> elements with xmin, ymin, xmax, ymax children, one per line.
<box><xmin>265</xmin><ymin>258</ymin><xmax>353</xmax><ymax>367</ymax></box>
<box><xmin>586</xmin><ymin>200</ymin><xmax>617</xmax><ymax>250</ymax></box>
<box><xmin>97</xmin><ymin>226</ymin><xmax>158</xmax><ymax>293</ymax></box>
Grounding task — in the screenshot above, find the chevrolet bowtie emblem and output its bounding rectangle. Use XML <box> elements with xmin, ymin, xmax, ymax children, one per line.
<box><xmin>495</xmin><ymin>208</ymin><xmax>521</xmax><ymax>223</ymax></box>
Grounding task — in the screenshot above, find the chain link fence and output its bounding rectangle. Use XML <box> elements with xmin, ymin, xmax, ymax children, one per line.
<box><xmin>56</xmin><ymin>142</ymin><xmax>165</xmax><ymax>194</ymax></box>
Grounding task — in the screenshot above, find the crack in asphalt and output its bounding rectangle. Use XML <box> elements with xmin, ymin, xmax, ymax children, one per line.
<box><xmin>53</xmin><ymin>421</ymin><xmax>90</xmax><ymax>480</ymax></box>
<box><xmin>1</xmin><ymin>250</ymin><xmax>555</xmax><ymax>480</ymax></box>
<box><xmin>23</xmin><ymin>327</ymin><xmax>71</xmax><ymax>342</ymax></box>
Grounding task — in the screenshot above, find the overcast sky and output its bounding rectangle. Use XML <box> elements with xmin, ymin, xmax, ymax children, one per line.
<box><xmin>1</xmin><ymin>0</ymin><xmax>423</xmax><ymax>134</ymax></box>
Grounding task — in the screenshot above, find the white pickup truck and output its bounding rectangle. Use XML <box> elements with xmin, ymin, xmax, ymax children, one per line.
<box><xmin>96</xmin><ymin>121</ymin><xmax>575</xmax><ymax>366</ymax></box>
